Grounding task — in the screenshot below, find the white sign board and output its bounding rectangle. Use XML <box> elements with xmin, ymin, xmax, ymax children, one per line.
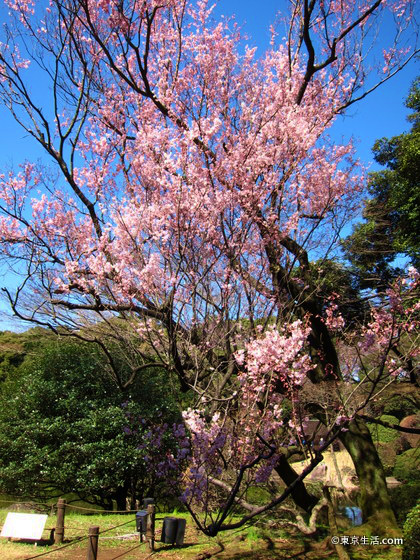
<box><xmin>1</xmin><ymin>512</ymin><xmax>48</xmax><ymax>540</ymax></box>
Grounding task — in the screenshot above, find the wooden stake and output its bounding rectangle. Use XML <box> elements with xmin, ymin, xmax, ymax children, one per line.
<box><xmin>86</xmin><ymin>526</ymin><xmax>99</xmax><ymax>560</ymax></box>
<box><xmin>54</xmin><ymin>498</ymin><xmax>66</xmax><ymax>544</ymax></box>
<box><xmin>146</xmin><ymin>504</ymin><xmax>155</xmax><ymax>551</ymax></box>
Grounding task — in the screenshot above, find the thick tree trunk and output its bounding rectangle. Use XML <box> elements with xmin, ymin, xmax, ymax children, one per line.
<box><xmin>274</xmin><ymin>454</ymin><xmax>319</xmax><ymax>513</ymax></box>
<box><xmin>268</xmin><ymin>241</ymin><xmax>399</xmax><ymax>531</ymax></box>
<box><xmin>340</xmin><ymin>416</ymin><xmax>399</xmax><ymax>533</ymax></box>
<box><xmin>114</xmin><ymin>484</ymin><xmax>129</xmax><ymax>511</ymax></box>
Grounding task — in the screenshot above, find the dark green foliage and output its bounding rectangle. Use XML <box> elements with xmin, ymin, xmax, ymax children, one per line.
<box><xmin>0</xmin><ymin>331</ymin><xmax>27</xmax><ymax>382</ymax></box>
<box><xmin>403</xmin><ymin>502</ymin><xmax>420</xmax><ymax>560</ymax></box>
<box><xmin>0</xmin><ymin>340</ymin><xmax>185</xmax><ymax>509</ymax></box>
<box><xmin>0</xmin><ymin>328</ymin><xmax>55</xmax><ymax>382</ymax></box>
<box><xmin>369</xmin><ymin>415</ymin><xmax>400</xmax><ymax>443</ymax></box>
<box><xmin>279</xmin><ymin>398</ymin><xmax>293</xmax><ymax>423</ymax></box>
<box><xmin>383</xmin><ymin>395</ymin><xmax>419</xmax><ymax>419</ymax></box>
<box><xmin>389</xmin><ymin>483</ymin><xmax>420</xmax><ymax>527</ymax></box>
<box><xmin>343</xmin><ymin>77</ymin><xmax>420</xmax><ymax>289</ymax></box>
<box><xmin>307</xmin><ymin>260</ymin><xmax>368</xmax><ymax>327</ymax></box>
<box><xmin>393</xmin><ymin>449</ymin><xmax>420</xmax><ymax>484</ymax></box>
<box><xmin>245</xmin><ymin>486</ymin><xmax>272</xmax><ymax>507</ymax></box>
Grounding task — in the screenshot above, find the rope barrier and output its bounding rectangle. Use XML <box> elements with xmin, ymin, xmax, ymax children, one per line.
<box><xmin>0</xmin><ymin>498</ymin><xmax>138</xmax><ymax>514</ymax></box>
<box><xmin>21</xmin><ymin>518</ymin><xmax>136</xmax><ymax>560</ymax></box>
<box><xmin>22</xmin><ymin>535</ymin><xmax>90</xmax><ymax>560</ymax></box>
<box><xmin>23</xmin><ymin>538</ymin><xmax>155</xmax><ymax>560</ymax></box>
<box><xmin>107</xmin><ymin>542</ymin><xmax>146</xmax><ymax>559</ymax></box>
<box><xmin>0</xmin><ymin>499</ymin><xmax>51</xmax><ymax>507</ymax></box>
<box><xmin>98</xmin><ymin>518</ymin><xmax>136</xmax><ymax>535</ymax></box>
<box><xmin>66</xmin><ymin>503</ymin><xmax>138</xmax><ymax>513</ymax></box>
<box><xmin>2</xmin><ymin>499</ymin><xmax>165</xmax><ymax>560</ymax></box>
<box><xmin>60</xmin><ymin>525</ymin><xmax>88</xmax><ymax>532</ymax></box>
<box><xmin>0</xmin><ymin>498</ymin><xmax>21</xmax><ymax>504</ymax></box>
<box><xmin>1</xmin><ymin>507</ymin><xmax>138</xmax><ymax>560</ymax></box>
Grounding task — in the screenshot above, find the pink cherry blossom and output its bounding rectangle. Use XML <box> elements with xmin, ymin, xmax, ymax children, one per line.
<box><xmin>0</xmin><ymin>0</ymin><xmax>417</xmax><ymax>534</ymax></box>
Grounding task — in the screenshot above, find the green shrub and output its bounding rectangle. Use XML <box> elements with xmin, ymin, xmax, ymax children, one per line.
<box><xmin>403</xmin><ymin>502</ymin><xmax>420</xmax><ymax>560</ymax></box>
<box><xmin>393</xmin><ymin>449</ymin><xmax>420</xmax><ymax>484</ymax></box>
<box><xmin>246</xmin><ymin>486</ymin><xmax>272</xmax><ymax>506</ymax></box>
<box><xmin>389</xmin><ymin>482</ymin><xmax>420</xmax><ymax>526</ymax></box>
<box><xmin>369</xmin><ymin>415</ymin><xmax>399</xmax><ymax>443</ymax></box>
<box><xmin>0</xmin><ymin>341</ymin><xmax>186</xmax><ymax>507</ymax></box>
<box><xmin>383</xmin><ymin>397</ymin><xmax>418</xmax><ymax>420</ymax></box>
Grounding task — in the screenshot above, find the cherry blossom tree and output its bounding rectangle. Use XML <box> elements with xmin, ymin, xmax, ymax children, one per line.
<box><xmin>0</xmin><ymin>0</ymin><xmax>419</xmax><ymax>534</ymax></box>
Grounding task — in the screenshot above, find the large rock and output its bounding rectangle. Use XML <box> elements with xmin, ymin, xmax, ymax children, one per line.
<box><xmin>400</xmin><ymin>415</ymin><xmax>420</xmax><ymax>448</ymax></box>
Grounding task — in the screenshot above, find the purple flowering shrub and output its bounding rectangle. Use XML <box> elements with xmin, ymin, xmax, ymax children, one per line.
<box><xmin>122</xmin><ymin>402</ymin><xmax>191</xmax><ymax>503</ymax></box>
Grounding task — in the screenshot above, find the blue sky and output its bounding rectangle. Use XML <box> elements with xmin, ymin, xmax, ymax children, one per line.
<box><xmin>215</xmin><ymin>0</ymin><xmax>419</xmax><ymax>166</ymax></box>
<box><xmin>0</xmin><ymin>1</ymin><xmax>418</xmax><ymax>170</ymax></box>
<box><xmin>0</xmin><ymin>0</ymin><xmax>418</xmax><ymax>330</ymax></box>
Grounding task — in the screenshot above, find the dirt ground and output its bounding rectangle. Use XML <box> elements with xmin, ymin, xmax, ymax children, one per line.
<box><xmin>0</xmin><ymin>540</ymin><xmax>340</xmax><ymax>560</ymax></box>
<box><xmin>0</xmin><ymin>517</ymin><xmax>339</xmax><ymax>560</ymax></box>
<box><xmin>0</xmin><ymin>531</ymin><xmax>402</xmax><ymax>560</ymax></box>
<box><xmin>0</xmin><ymin>502</ymin><xmax>404</xmax><ymax>560</ymax></box>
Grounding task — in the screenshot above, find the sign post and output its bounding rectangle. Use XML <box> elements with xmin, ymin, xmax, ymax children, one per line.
<box><xmin>1</xmin><ymin>513</ymin><xmax>48</xmax><ymax>541</ymax></box>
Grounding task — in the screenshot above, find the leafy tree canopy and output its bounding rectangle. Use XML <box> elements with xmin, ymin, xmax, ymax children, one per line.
<box><xmin>302</xmin><ymin>260</ymin><xmax>369</xmax><ymax>327</ymax></box>
<box><xmin>343</xmin><ymin>77</ymin><xmax>420</xmax><ymax>289</ymax></box>
<box><xmin>0</xmin><ymin>0</ymin><xmax>418</xmax><ymax>535</ymax></box>
<box><xmin>0</xmin><ymin>339</ymin><xmax>188</xmax><ymax>509</ymax></box>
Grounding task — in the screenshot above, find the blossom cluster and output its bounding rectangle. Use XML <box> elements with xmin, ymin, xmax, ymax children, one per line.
<box><xmin>123</xmin><ymin>405</ymin><xmax>191</xmax><ymax>488</ymax></box>
<box><xmin>359</xmin><ymin>273</ymin><xmax>419</xmax><ymax>378</ymax></box>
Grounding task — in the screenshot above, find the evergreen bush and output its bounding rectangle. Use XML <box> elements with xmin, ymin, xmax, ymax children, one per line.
<box><xmin>369</xmin><ymin>415</ymin><xmax>399</xmax><ymax>443</ymax></box>
<box><xmin>389</xmin><ymin>483</ymin><xmax>420</xmax><ymax>526</ymax></box>
<box><xmin>403</xmin><ymin>502</ymin><xmax>420</xmax><ymax>560</ymax></box>
<box><xmin>393</xmin><ymin>449</ymin><xmax>420</xmax><ymax>484</ymax></box>
<box><xmin>383</xmin><ymin>397</ymin><xmax>418</xmax><ymax>420</ymax></box>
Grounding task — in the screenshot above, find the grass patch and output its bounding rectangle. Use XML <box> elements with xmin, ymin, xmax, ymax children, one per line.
<box><xmin>0</xmin><ymin>506</ymin><xmax>406</xmax><ymax>559</ymax></box>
